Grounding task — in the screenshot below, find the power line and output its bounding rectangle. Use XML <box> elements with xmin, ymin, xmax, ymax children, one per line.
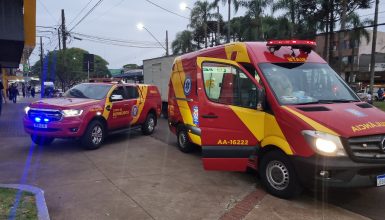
<box><xmin>80</xmin><ymin>38</ymin><xmax>163</xmax><ymax>48</ymax></box>
<box><xmin>37</xmin><ymin>0</ymin><xmax>60</xmax><ymax>24</ymax></box>
<box><xmin>85</xmin><ymin>0</ymin><xmax>127</xmax><ymax>24</ymax></box>
<box><xmin>144</xmin><ymin>0</ymin><xmax>189</xmax><ymax>20</ymax></box>
<box><xmin>68</xmin><ymin>0</ymin><xmax>95</xmax><ymax>26</ymax></box>
<box><xmin>69</xmin><ymin>0</ymin><xmax>105</xmax><ymax>31</ymax></box>
<box><xmin>70</xmin><ymin>31</ymin><xmax>162</xmax><ymax>46</ymax></box>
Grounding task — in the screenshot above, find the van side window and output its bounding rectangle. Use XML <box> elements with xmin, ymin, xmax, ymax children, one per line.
<box><xmin>202</xmin><ymin>62</ymin><xmax>257</xmax><ymax>108</ymax></box>
<box><xmin>125</xmin><ymin>86</ymin><xmax>139</xmax><ymax>99</ymax></box>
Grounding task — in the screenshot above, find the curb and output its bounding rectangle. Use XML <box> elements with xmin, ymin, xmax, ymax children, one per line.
<box><xmin>0</xmin><ymin>184</ymin><xmax>50</xmax><ymax>220</ymax></box>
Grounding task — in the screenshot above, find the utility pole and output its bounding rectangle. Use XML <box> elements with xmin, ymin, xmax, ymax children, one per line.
<box><xmin>369</xmin><ymin>0</ymin><xmax>379</xmax><ymax>95</ymax></box>
<box><xmin>58</xmin><ymin>27</ymin><xmax>61</xmax><ymax>51</ymax></box>
<box><xmin>40</xmin><ymin>36</ymin><xmax>43</xmax><ymax>77</ymax></box>
<box><xmin>165</xmin><ymin>30</ymin><xmax>169</xmax><ymax>56</ymax></box>
<box><xmin>61</xmin><ymin>9</ymin><xmax>67</xmax><ymax>50</ymax></box>
<box><xmin>217</xmin><ymin>6</ymin><xmax>220</xmax><ymax>46</ymax></box>
<box><xmin>40</xmin><ymin>36</ymin><xmax>44</xmax><ymax>98</ymax></box>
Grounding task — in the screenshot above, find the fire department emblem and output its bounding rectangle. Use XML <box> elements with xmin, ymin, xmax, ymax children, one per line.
<box><xmin>184</xmin><ymin>76</ymin><xmax>192</xmax><ymax>96</ymax></box>
<box><xmin>132</xmin><ymin>105</ymin><xmax>138</xmax><ymax>117</ymax></box>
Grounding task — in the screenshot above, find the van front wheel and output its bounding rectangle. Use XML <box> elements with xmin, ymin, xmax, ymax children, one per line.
<box><xmin>260</xmin><ymin>150</ymin><xmax>302</xmax><ymax>199</ymax></box>
<box><xmin>177</xmin><ymin>126</ymin><xmax>194</xmax><ymax>153</ymax></box>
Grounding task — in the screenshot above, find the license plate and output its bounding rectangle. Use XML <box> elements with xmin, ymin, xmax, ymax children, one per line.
<box><xmin>33</xmin><ymin>123</ymin><xmax>47</xmax><ymax>129</ymax></box>
<box><xmin>377</xmin><ymin>174</ymin><xmax>385</xmax><ymax>187</ymax></box>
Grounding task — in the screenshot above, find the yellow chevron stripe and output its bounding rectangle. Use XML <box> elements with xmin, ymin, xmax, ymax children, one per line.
<box><xmin>131</xmin><ymin>85</ymin><xmax>148</xmax><ymax>125</ymax></box>
<box><xmin>282</xmin><ymin>106</ymin><xmax>339</xmax><ymax>136</ymax></box>
<box><xmin>103</xmin><ymin>85</ymin><xmax>116</xmax><ymax>120</ymax></box>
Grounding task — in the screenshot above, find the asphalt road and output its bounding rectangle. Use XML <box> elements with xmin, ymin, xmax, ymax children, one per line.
<box><xmin>154</xmin><ymin>117</ymin><xmax>385</xmax><ymax>220</ymax></box>
<box><xmin>0</xmin><ymin>101</ymin><xmax>383</xmax><ymax>219</ymax></box>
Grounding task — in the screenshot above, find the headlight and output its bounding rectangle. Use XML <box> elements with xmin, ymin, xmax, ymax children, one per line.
<box><xmin>62</xmin><ymin>109</ymin><xmax>83</xmax><ymax>117</ymax></box>
<box><xmin>302</xmin><ymin>130</ymin><xmax>346</xmax><ymax>157</ymax></box>
<box><xmin>24</xmin><ymin>106</ymin><xmax>30</xmax><ymax>114</ymax></box>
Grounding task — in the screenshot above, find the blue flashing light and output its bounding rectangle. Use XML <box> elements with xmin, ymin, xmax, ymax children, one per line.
<box><xmin>35</xmin><ymin>117</ymin><xmax>41</xmax><ymax>123</ymax></box>
<box><xmin>44</xmin><ymin>118</ymin><xmax>49</xmax><ymax>123</ymax></box>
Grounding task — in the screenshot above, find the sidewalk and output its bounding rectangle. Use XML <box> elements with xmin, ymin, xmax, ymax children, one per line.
<box><xmin>0</xmin><ymin>96</ymin><xmax>38</xmax><ymax>137</ymax></box>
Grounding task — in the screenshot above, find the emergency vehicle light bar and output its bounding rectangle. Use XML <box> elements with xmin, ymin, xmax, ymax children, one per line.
<box><xmin>266</xmin><ymin>40</ymin><xmax>317</xmax><ymax>53</ymax></box>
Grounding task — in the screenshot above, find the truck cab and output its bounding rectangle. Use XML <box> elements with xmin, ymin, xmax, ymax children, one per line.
<box><xmin>168</xmin><ymin>40</ymin><xmax>385</xmax><ymax>198</ymax></box>
<box><xmin>24</xmin><ymin>82</ymin><xmax>161</xmax><ymax>149</ymax></box>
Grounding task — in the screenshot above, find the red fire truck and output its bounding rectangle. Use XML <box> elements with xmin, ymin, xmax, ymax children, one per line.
<box><xmin>24</xmin><ymin>82</ymin><xmax>161</xmax><ymax>149</ymax></box>
<box><xmin>168</xmin><ymin>40</ymin><xmax>385</xmax><ymax>198</ymax></box>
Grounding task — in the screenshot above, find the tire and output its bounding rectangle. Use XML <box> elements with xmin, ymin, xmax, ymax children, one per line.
<box><xmin>259</xmin><ymin>150</ymin><xmax>302</xmax><ymax>199</ymax></box>
<box><xmin>31</xmin><ymin>135</ymin><xmax>54</xmax><ymax>146</ymax></box>
<box><xmin>81</xmin><ymin>120</ymin><xmax>105</xmax><ymax>150</ymax></box>
<box><xmin>177</xmin><ymin>126</ymin><xmax>195</xmax><ymax>153</ymax></box>
<box><xmin>142</xmin><ymin>113</ymin><xmax>156</xmax><ymax>135</ymax></box>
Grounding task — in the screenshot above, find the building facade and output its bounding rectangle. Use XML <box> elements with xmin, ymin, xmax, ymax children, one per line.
<box><xmin>315</xmin><ymin>30</ymin><xmax>385</xmax><ymax>88</ymax></box>
<box><xmin>0</xmin><ymin>0</ymin><xmax>36</xmax><ymax>91</ymax></box>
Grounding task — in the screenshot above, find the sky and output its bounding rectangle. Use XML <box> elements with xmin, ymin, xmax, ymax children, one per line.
<box><xmin>31</xmin><ymin>0</ymin><xmax>385</xmax><ymax>69</ymax></box>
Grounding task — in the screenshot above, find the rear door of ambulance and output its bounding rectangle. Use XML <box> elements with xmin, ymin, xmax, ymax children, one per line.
<box><xmin>197</xmin><ymin>57</ymin><xmax>265</xmax><ymax>171</ymax></box>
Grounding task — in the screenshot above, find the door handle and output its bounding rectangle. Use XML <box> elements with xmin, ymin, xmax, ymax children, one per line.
<box><xmin>202</xmin><ymin>114</ymin><xmax>218</xmax><ymax>119</ymax></box>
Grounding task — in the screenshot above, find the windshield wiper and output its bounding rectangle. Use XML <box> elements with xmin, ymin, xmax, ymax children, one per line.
<box><xmin>296</xmin><ymin>99</ymin><xmax>358</xmax><ymax>105</ymax></box>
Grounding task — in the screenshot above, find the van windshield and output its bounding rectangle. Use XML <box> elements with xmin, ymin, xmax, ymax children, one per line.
<box><xmin>63</xmin><ymin>83</ymin><xmax>112</xmax><ymax>100</ymax></box>
<box><xmin>259</xmin><ymin>63</ymin><xmax>359</xmax><ymax>105</ymax></box>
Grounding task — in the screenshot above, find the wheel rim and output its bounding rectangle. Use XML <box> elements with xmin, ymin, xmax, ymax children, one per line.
<box><xmin>178</xmin><ymin>131</ymin><xmax>187</xmax><ymax>148</ymax></box>
<box><xmin>266</xmin><ymin>160</ymin><xmax>289</xmax><ymax>191</ymax></box>
<box><xmin>147</xmin><ymin>117</ymin><xmax>155</xmax><ymax>132</ymax></box>
<box><xmin>91</xmin><ymin>125</ymin><xmax>103</xmax><ymax>145</ymax></box>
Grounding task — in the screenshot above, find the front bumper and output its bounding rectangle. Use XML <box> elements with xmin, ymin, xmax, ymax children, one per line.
<box><xmin>23</xmin><ymin>116</ymin><xmax>86</xmax><ymax>138</ymax></box>
<box><xmin>291</xmin><ymin>156</ymin><xmax>385</xmax><ymax>188</ymax></box>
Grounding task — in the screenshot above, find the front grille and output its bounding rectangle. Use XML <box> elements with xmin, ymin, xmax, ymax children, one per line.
<box><xmin>347</xmin><ymin>135</ymin><xmax>385</xmax><ymax>162</ymax></box>
<box><xmin>28</xmin><ymin>109</ymin><xmax>63</xmax><ymax>122</ymax></box>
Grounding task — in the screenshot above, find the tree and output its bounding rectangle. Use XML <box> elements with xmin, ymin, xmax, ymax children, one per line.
<box><xmin>239</xmin><ymin>0</ymin><xmax>273</xmax><ymax>40</ymax></box>
<box><xmin>123</xmin><ymin>64</ymin><xmax>140</xmax><ymax>70</ymax></box>
<box><xmin>172</xmin><ymin>30</ymin><xmax>196</xmax><ymax>54</ymax></box>
<box><xmin>31</xmin><ymin>48</ymin><xmax>110</xmax><ymax>91</ymax></box>
<box><xmin>272</xmin><ymin>0</ymin><xmax>299</xmax><ymax>38</ymax></box>
<box><xmin>345</xmin><ymin>12</ymin><xmax>372</xmax><ymax>80</ymax></box>
<box><xmin>190</xmin><ymin>1</ymin><xmax>216</xmax><ymax>48</ymax></box>
<box><xmin>213</xmin><ymin>0</ymin><xmax>240</xmax><ymax>43</ymax></box>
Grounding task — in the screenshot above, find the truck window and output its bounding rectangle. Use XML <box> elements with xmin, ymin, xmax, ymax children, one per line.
<box><xmin>125</xmin><ymin>86</ymin><xmax>139</xmax><ymax>99</ymax></box>
<box><xmin>111</xmin><ymin>86</ymin><xmax>127</xmax><ymax>100</ymax></box>
<box><xmin>202</xmin><ymin>62</ymin><xmax>257</xmax><ymax>108</ymax></box>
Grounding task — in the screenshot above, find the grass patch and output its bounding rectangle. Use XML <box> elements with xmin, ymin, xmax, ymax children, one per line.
<box><xmin>0</xmin><ymin>188</ymin><xmax>38</xmax><ymax>220</ymax></box>
<box><xmin>373</xmin><ymin>102</ymin><xmax>385</xmax><ymax>111</ymax></box>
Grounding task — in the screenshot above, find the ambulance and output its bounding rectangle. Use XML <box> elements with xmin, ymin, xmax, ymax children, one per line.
<box><xmin>168</xmin><ymin>40</ymin><xmax>385</xmax><ymax>198</ymax></box>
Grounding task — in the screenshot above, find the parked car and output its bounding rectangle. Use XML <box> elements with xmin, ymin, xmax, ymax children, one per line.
<box><xmin>23</xmin><ymin>82</ymin><xmax>162</xmax><ymax>149</ymax></box>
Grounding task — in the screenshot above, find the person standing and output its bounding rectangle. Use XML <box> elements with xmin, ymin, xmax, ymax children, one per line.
<box><xmin>31</xmin><ymin>86</ymin><xmax>35</xmax><ymax>98</ymax></box>
<box><xmin>0</xmin><ymin>80</ymin><xmax>6</xmax><ymax>116</ymax></box>
<box><xmin>377</xmin><ymin>88</ymin><xmax>383</xmax><ymax>101</ymax></box>
<box><xmin>22</xmin><ymin>83</ymin><xmax>25</xmax><ymax>98</ymax></box>
<box><xmin>11</xmin><ymin>84</ymin><xmax>18</xmax><ymax>103</ymax></box>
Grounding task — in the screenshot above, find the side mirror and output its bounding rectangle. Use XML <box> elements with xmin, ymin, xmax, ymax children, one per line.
<box><xmin>256</xmin><ymin>88</ymin><xmax>266</xmax><ymax>111</ymax></box>
<box><xmin>110</xmin><ymin>94</ymin><xmax>124</xmax><ymax>102</ymax></box>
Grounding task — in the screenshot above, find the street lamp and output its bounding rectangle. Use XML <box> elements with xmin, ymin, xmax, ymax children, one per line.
<box><xmin>179</xmin><ymin>2</ymin><xmax>191</xmax><ymax>11</ymax></box>
<box><xmin>136</xmin><ymin>23</ymin><xmax>169</xmax><ymax>55</ymax></box>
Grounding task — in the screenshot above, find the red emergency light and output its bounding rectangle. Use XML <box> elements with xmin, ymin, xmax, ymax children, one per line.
<box><xmin>266</xmin><ymin>40</ymin><xmax>317</xmax><ymax>54</ymax></box>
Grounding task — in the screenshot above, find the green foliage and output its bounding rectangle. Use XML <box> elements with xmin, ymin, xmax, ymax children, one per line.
<box><xmin>123</xmin><ymin>64</ymin><xmax>140</xmax><ymax>69</ymax></box>
<box><xmin>172</xmin><ymin>30</ymin><xmax>197</xmax><ymax>54</ymax></box>
<box><xmin>0</xmin><ymin>188</ymin><xmax>37</xmax><ymax>220</ymax></box>
<box><xmin>31</xmin><ymin>48</ymin><xmax>110</xmax><ymax>91</ymax></box>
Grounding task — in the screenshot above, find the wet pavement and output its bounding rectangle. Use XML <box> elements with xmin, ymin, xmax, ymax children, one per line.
<box><xmin>0</xmin><ymin>98</ymin><xmax>380</xmax><ymax>219</ymax></box>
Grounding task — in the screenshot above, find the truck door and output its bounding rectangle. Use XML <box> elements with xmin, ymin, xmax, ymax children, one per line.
<box><xmin>107</xmin><ymin>86</ymin><xmax>131</xmax><ymax>130</ymax></box>
<box><xmin>197</xmin><ymin>57</ymin><xmax>265</xmax><ymax>171</ymax></box>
